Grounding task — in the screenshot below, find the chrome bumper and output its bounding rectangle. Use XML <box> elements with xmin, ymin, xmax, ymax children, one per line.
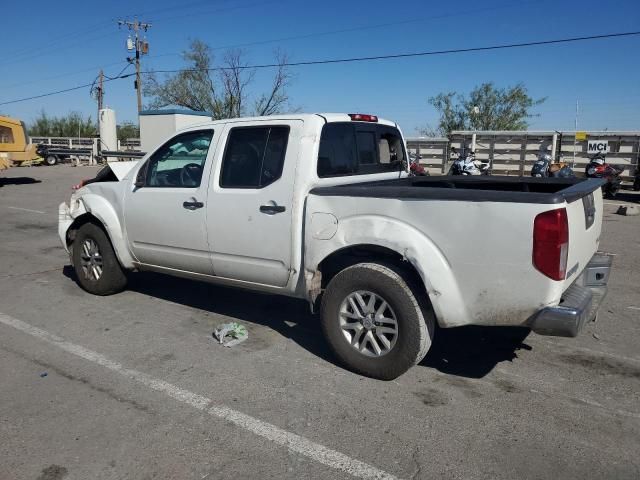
<box><xmin>529</xmin><ymin>252</ymin><xmax>612</xmax><ymax>337</ymax></box>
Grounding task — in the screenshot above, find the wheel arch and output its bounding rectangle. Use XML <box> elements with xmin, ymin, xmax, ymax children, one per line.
<box><xmin>66</xmin><ymin>194</ymin><xmax>136</xmax><ymax>269</ymax></box>
<box><xmin>304</xmin><ymin>214</ymin><xmax>470</xmax><ymax>328</ymax></box>
<box><xmin>311</xmin><ymin>243</ymin><xmax>443</xmax><ymax>326</ymax></box>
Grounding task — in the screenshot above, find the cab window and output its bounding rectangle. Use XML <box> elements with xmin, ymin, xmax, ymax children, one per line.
<box><xmin>220</xmin><ymin>126</ymin><xmax>289</xmax><ymax>189</ymax></box>
<box><xmin>145</xmin><ymin>130</ymin><xmax>213</xmax><ymax>188</ymax></box>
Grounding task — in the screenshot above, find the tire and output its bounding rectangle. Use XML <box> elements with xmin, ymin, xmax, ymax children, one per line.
<box><xmin>320</xmin><ymin>262</ymin><xmax>435</xmax><ymax>380</ymax></box>
<box><xmin>45</xmin><ymin>155</ymin><xmax>57</xmax><ymax>166</ymax></box>
<box><xmin>72</xmin><ymin>222</ymin><xmax>127</xmax><ymax>296</ymax></box>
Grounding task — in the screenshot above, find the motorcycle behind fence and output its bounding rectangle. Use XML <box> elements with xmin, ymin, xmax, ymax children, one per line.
<box><xmin>531</xmin><ymin>153</ymin><xmax>575</xmax><ymax>178</ymax></box>
<box><xmin>585</xmin><ymin>152</ymin><xmax>624</xmax><ymax>198</ymax></box>
<box><xmin>448</xmin><ymin>147</ymin><xmax>490</xmax><ymax>175</ymax></box>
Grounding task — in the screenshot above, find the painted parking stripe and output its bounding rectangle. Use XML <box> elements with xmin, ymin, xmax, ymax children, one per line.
<box><xmin>0</xmin><ymin>312</ymin><xmax>399</xmax><ymax>480</ymax></box>
<box><xmin>7</xmin><ymin>206</ymin><xmax>46</xmax><ymax>214</ymax></box>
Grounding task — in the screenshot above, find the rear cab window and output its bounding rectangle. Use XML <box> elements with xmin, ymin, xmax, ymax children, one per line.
<box><xmin>317</xmin><ymin>122</ymin><xmax>406</xmax><ymax>178</ymax></box>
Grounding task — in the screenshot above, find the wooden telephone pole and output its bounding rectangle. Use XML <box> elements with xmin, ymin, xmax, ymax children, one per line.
<box><xmin>118</xmin><ymin>19</ymin><xmax>151</xmax><ymax>113</ymax></box>
<box><xmin>96</xmin><ymin>69</ymin><xmax>104</xmax><ymax>112</ymax></box>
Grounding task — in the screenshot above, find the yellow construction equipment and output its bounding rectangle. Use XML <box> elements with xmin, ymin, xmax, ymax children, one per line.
<box><xmin>0</xmin><ymin>115</ymin><xmax>41</xmax><ymax>170</ymax></box>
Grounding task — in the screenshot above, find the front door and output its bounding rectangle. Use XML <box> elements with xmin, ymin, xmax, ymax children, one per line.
<box><xmin>206</xmin><ymin>120</ymin><xmax>301</xmax><ymax>287</ymax></box>
<box><xmin>124</xmin><ymin>129</ymin><xmax>216</xmax><ymax>275</ymax></box>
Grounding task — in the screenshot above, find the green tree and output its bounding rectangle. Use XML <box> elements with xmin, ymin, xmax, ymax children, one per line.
<box><xmin>28</xmin><ymin>110</ymin><xmax>97</xmax><ymax>137</ymax></box>
<box><xmin>425</xmin><ymin>83</ymin><xmax>546</xmax><ymax>136</ymax></box>
<box><xmin>144</xmin><ymin>40</ymin><xmax>295</xmax><ymax>119</ymax></box>
<box><xmin>117</xmin><ymin>121</ymin><xmax>139</xmax><ymax>142</ymax></box>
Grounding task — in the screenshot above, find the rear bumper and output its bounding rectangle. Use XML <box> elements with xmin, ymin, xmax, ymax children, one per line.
<box><xmin>529</xmin><ymin>252</ymin><xmax>612</xmax><ymax>337</ymax></box>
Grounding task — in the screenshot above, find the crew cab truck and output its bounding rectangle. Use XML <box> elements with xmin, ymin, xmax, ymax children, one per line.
<box><xmin>58</xmin><ymin>113</ymin><xmax>612</xmax><ymax>380</ymax></box>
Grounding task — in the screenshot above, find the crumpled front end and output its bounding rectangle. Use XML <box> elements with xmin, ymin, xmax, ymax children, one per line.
<box><xmin>58</xmin><ymin>193</ymin><xmax>88</xmax><ymax>255</ymax></box>
<box><xmin>58</xmin><ymin>202</ymin><xmax>74</xmax><ymax>254</ymax></box>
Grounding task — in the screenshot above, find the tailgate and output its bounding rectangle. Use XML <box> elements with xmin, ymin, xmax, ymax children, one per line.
<box><xmin>562</xmin><ymin>185</ymin><xmax>603</xmax><ymax>289</ymax></box>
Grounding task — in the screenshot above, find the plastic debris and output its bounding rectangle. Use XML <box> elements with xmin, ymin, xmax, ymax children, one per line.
<box><xmin>213</xmin><ymin>322</ymin><xmax>248</xmax><ymax>347</ymax></box>
<box><xmin>40</xmin><ymin>372</ymin><xmax>48</xmax><ymax>377</ymax></box>
<box><xmin>616</xmin><ymin>205</ymin><xmax>639</xmax><ymax>216</ymax></box>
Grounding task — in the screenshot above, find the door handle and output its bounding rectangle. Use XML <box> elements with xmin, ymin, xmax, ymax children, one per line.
<box><xmin>259</xmin><ymin>204</ymin><xmax>286</xmax><ymax>215</ymax></box>
<box><xmin>183</xmin><ymin>198</ymin><xmax>204</xmax><ymax>210</ymax></box>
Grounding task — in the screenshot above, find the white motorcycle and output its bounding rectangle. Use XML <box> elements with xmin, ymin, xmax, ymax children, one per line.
<box><xmin>448</xmin><ymin>148</ymin><xmax>490</xmax><ymax>175</ymax></box>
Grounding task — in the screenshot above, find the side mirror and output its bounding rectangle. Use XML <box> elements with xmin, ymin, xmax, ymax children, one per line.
<box><xmin>134</xmin><ymin>161</ymin><xmax>148</xmax><ymax>188</ymax></box>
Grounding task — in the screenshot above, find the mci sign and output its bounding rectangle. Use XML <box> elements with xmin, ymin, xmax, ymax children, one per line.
<box><xmin>587</xmin><ymin>140</ymin><xmax>610</xmax><ymax>154</ymax></box>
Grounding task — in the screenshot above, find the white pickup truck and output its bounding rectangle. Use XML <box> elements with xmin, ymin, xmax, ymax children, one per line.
<box><xmin>59</xmin><ymin>113</ymin><xmax>612</xmax><ymax>379</ymax></box>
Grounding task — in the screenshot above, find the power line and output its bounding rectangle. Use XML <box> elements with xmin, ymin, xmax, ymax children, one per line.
<box><xmin>104</xmin><ymin>60</ymin><xmax>135</xmax><ymax>80</ymax></box>
<box><xmin>0</xmin><ymin>60</ymin><xmax>130</xmax><ymax>91</ymax></box>
<box><xmin>147</xmin><ymin>30</ymin><xmax>640</xmax><ymax>73</ymax></box>
<box><xmin>0</xmin><ymin>0</ymin><xmax>538</xmax><ymax>86</ymax></box>
<box><xmin>150</xmin><ymin>0</ymin><xmax>547</xmax><ymax>59</ymax></box>
<box><xmin>4</xmin><ymin>29</ymin><xmax>120</xmax><ymax>67</ymax></box>
<box><xmin>0</xmin><ymin>74</ymin><xmax>133</xmax><ymax>107</ymax></box>
<box><xmin>1</xmin><ymin>30</ymin><xmax>639</xmax><ymax>107</ymax></box>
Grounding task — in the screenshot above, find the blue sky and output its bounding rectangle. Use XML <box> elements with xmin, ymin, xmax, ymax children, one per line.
<box><xmin>2</xmin><ymin>0</ymin><xmax>639</xmax><ymax>135</ymax></box>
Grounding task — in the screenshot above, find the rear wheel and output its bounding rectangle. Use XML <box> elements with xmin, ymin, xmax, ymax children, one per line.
<box><xmin>320</xmin><ymin>262</ymin><xmax>434</xmax><ymax>380</ymax></box>
<box><xmin>72</xmin><ymin>223</ymin><xmax>127</xmax><ymax>295</ymax></box>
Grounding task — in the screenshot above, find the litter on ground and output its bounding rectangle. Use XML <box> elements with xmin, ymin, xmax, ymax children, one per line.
<box><xmin>212</xmin><ymin>322</ymin><xmax>248</xmax><ymax>347</ymax></box>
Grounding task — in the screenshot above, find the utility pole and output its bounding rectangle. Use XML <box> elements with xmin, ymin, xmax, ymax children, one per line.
<box><xmin>97</xmin><ymin>69</ymin><xmax>104</xmax><ymax>112</ymax></box>
<box><xmin>573</xmin><ymin>99</ymin><xmax>579</xmax><ymax>167</ymax></box>
<box><xmin>118</xmin><ymin>19</ymin><xmax>151</xmax><ymax>113</ymax></box>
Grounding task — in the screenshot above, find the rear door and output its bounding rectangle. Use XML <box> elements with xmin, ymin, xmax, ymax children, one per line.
<box><xmin>206</xmin><ymin>120</ymin><xmax>302</xmax><ymax>287</ymax></box>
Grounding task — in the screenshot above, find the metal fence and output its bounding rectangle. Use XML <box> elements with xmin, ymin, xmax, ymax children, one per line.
<box><xmin>407</xmin><ymin>131</ymin><xmax>640</xmax><ymax>181</ymax></box>
<box><xmin>29</xmin><ymin>137</ymin><xmax>142</xmax><ymax>161</ymax></box>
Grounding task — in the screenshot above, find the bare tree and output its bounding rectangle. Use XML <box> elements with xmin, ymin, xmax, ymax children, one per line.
<box><xmin>254</xmin><ymin>50</ymin><xmax>293</xmax><ymax>116</ymax></box>
<box><xmin>145</xmin><ymin>40</ymin><xmax>294</xmax><ymax>119</ymax></box>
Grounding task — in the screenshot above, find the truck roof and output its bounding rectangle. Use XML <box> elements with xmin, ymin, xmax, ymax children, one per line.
<box><xmin>180</xmin><ymin>113</ymin><xmax>397</xmax><ymax>129</ymax></box>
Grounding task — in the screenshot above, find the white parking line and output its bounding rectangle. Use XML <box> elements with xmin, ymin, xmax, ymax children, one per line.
<box><xmin>0</xmin><ymin>312</ymin><xmax>399</xmax><ymax>480</ymax></box>
<box><xmin>7</xmin><ymin>206</ymin><xmax>46</xmax><ymax>214</ymax></box>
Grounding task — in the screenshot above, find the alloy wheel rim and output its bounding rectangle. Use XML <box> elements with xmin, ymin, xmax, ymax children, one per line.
<box><xmin>339</xmin><ymin>290</ymin><xmax>398</xmax><ymax>357</ymax></box>
<box><xmin>80</xmin><ymin>238</ymin><xmax>103</xmax><ymax>281</ymax></box>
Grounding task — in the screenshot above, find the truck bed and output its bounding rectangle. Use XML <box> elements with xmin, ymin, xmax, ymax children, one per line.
<box><xmin>311</xmin><ymin>175</ymin><xmax>604</xmax><ymax>204</ymax></box>
<box><xmin>306</xmin><ymin>174</ymin><xmax>604</xmax><ymax>329</ymax></box>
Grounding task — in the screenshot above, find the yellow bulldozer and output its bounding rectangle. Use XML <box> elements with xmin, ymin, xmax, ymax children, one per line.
<box><xmin>0</xmin><ymin>115</ymin><xmax>41</xmax><ymax>171</ymax></box>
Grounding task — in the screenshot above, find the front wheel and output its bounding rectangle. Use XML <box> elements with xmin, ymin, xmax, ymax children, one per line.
<box><xmin>320</xmin><ymin>262</ymin><xmax>435</xmax><ymax>380</ymax></box>
<box><xmin>72</xmin><ymin>223</ymin><xmax>127</xmax><ymax>295</ymax></box>
<box><xmin>45</xmin><ymin>155</ymin><xmax>58</xmax><ymax>166</ymax></box>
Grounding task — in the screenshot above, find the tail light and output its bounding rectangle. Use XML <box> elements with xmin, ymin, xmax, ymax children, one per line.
<box><xmin>533</xmin><ymin>208</ymin><xmax>569</xmax><ymax>281</ymax></box>
<box><xmin>349</xmin><ymin>113</ymin><xmax>378</xmax><ymax>122</ymax></box>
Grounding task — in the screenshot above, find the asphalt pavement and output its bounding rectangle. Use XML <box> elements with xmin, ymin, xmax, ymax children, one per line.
<box><xmin>1</xmin><ymin>165</ymin><xmax>639</xmax><ymax>480</ymax></box>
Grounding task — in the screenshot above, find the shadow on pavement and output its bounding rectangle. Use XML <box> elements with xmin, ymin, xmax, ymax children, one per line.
<box><xmin>0</xmin><ymin>176</ymin><xmax>42</xmax><ymax>187</ymax></box>
<box><xmin>63</xmin><ymin>266</ymin><xmax>533</xmax><ymax>379</ymax></box>
<box><xmin>610</xmin><ymin>191</ymin><xmax>640</xmax><ymax>204</ymax></box>
<box><xmin>420</xmin><ymin>325</ymin><xmax>532</xmax><ymax>378</ymax></box>
<box><xmin>63</xmin><ymin>267</ymin><xmax>338</xmax><ymax>367</ymax></box>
